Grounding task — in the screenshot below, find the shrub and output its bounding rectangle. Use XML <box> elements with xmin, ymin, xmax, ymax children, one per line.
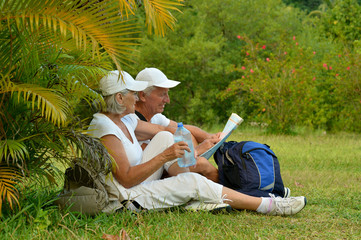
<box><xmin>220</xmin><ymin>35</ymin><xmax>361</xmax><ymax>133</ymax></box>
<box><xmin>321</xmin><ymin>0</ymin><xmax>361</xmax><ymax>46</ymax></box>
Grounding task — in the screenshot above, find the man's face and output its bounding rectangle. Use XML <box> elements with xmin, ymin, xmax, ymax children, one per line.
<box><xmin>144</xmin><ymin>87</ymin><xmax>170</xmax><ymax>115</ymax></box>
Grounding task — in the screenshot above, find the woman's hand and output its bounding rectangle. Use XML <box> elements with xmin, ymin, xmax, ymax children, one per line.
<box><xmin>165</xmin><ymin>141</ymin><xmax>193</xmax><ymax>176</ymax></box>
<box><xmin>160</xmin><ymin>141</ymin><xmax>190</xmax><ymax>162</ymax></box>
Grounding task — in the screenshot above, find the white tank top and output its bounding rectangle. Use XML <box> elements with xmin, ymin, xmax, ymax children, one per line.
<box><xmin>88</xmin><ymin>113</ymin><xmax>143</xmax><ymax>166</ymax></box>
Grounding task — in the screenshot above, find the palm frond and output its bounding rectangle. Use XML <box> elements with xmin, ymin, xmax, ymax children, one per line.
<box><xmin>65</xmin><ymin>79</ymin><xmax>103</xmax><ymax>106</ymax></box>
<box><xmin>0</xmin><ymin>165</ymin><xmax>22</xmax><ymax>216</ymax></box>
<box><xmin>0</xmin><ymin>27</ymin><xmax>26</xmax><ymax>76</ymax></box>
<box><xmin>56</xmin><ymin>48</ymin><xmax>112</xmax><ymax>86</ymax></box>
<box><xmin>5</xmin><ymin>82</ymin><xmax>70</xmax><ymax>126</ymax></box>
<box><xmin>117</xmin><ymin>0</ymin><xmax>137</xmax><ymax>18</ymax></box>
<box><xmin>0</xmin><ymin>140</ymin><xmax>28</xmax><ymax>166</ymax></box>
<box><xmin>1</xmin><ymin>0</ymin><xmax>141</xmax><ymax>70</ymax></box>
<box><xmin>143</xmin><ymin>0</ymin><xmax>183</xmax><ymax>36</ymax></box>
<box><xmin>55</xmin><ymin>51</ymin><xmax>109</xmax><ymax>106</ymax></box>
<box><xmin>0</xmin><ymin>72</ymin><xmax>11</xmax><ymax>93</ymax></box>
<box><xmin>64</xmin><ymin>129</ymin><xmax>114</xmax><ymax>174</ymax></box>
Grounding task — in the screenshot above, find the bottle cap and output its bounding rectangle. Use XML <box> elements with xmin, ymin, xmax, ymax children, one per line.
<box><xmin>177</xmin><ymin>122</ymin><xmax>183</xmax><ymax>127</ymax></box>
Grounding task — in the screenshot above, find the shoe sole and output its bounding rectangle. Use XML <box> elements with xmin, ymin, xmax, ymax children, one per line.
<box><xmin>185</xmin><ymin>202</ymin><xmax>233</xmax><ymax>213</ymax></box>
<box><xmin>210</xmin><ymin>205</ymin><xmax>234</xmax><ymax>214</ymax></box>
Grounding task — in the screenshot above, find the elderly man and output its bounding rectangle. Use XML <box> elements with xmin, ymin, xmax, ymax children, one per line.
<box><xmin>134</xmin><ymin>67</ymin><xmax>220</xmax><ymax>182</ymax></box>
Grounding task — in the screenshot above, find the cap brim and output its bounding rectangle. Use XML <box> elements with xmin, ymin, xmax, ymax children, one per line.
<box><xmin>127</xmin><ymin>81</ymin><xmax>148</xmax><ymax>91</ymax></box>
<box><xmin>153</xmin><ymin>79</ymin><xmax>181</xmax><ymax>88</ymax></box>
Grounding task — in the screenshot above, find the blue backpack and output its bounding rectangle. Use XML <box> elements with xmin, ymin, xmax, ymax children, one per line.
<box><xmin>214</xmin><ymin>141</ymin><xmax>286</xmax><ymax>197</ymax></box>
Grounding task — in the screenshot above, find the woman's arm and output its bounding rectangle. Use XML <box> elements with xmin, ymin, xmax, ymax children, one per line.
<box><xmin>101</xmin><ymin>134</ymin><xmax>188</xmax><ymax>188</ymax></box>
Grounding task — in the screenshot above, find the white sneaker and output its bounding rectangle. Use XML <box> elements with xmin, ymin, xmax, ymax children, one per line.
<box><xmin>185</xmin><ymin>201</ymin><xmax>232</xmax><ymax>213</ymax></box>
<box><xmin>283</xmin><ymin>187</ymin><xmax>291</xmax><ymax>198</ymax></box>
<box><xmin>267</xmin><ymin>194</ymin><xmax>307</xmax><ymax>216</ymax></box>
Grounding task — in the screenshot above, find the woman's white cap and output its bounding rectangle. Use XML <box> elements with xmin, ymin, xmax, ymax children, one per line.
<box><xmin>135</xmin><ymin>68</ymin><xmax>180</xmax><ymax>88</ymax></box>
<box><xmin>100</xmin><ymin>70</ymin><xmax>148</xmax><ymax>96</ymax></box>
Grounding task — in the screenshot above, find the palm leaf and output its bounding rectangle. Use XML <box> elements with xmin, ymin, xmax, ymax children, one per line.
<box><xmin>143</xmin><ymin>0</ymin><xmax>183</xmax><ymax>36</ymax></box>
<box><xmin>63</xmin><ymin>128</ymin><xmax>114</xmax><ymax>174</ymax></box>
<box><xmin>0</xmin><ymin>0</ymin><xmax>141</xmax><ymax>71</ymax></box>
<box><xmin>56</xmin><ymin>47</ymin><xmax>112</xmax><ymax>86</ymax></box>
<box><xmin>2</xmin><ymin>81</ymin><xmax>70</xmax><ymax>126</ymax></box>
<box><xmin>55</xmin><ymin>49</ymin><xmax>110</xmax><ymax>108</ymax></box>
<box><xmin>116</xmin><ymin>0</ymin><xmax>137</xmax><ymax>18</ymax></box>
<box><xmin>0</xmin><ymin>140</ymin><xmax>28</xmax><ymax>166</ymax></box>
<box><xmin>0</xmin><ymin>165</ymin><xmax>22</xmax><ymax>216</ymax></box>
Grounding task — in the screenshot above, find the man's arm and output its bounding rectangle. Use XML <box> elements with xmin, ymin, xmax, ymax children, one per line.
<box><xmin>168</xmin><ymin>120</ymin><xmax>211</xmax><ymax>143</ymax></box>
<box><xmin>184</xmin><ymin>124</ymin><xmax>213</xmax><ymax>143</ymax></box>
<box><xmin>135</xmin><ymin>120</ymin><xmax>176</xmax><ymax>141</ymax></box>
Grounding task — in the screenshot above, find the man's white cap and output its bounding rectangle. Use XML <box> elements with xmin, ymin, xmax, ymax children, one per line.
<box><xmin>135</xmin><ymin>68</ymin><xmax>180</xmax><ymax>88</ymax></box>
<box><xmin>99</xmin><ymin>70</ymin><xmax>147</xmax><ymax>96</ymax></box>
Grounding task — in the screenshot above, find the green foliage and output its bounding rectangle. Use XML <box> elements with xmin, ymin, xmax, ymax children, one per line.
<box><xmin>321</xmin><ymin>0</ymin><xmax>361</xmax><ymax>46</ymax></box>
<box><xmin>325</xmin><ymin>51</ymin><xmax>361</xmax><ymax>132</ymax></box>
<box><xmin>131</xmin><ymin>0</ymin><xmax>361</xmax><ymax>134</ymax></box>
<box><xmin>220</xmin><ymin>34</ymin><xmax>361</xmax><ymax>133</ymax></box>
<box><xmin>220</xmin><ymin>36</ymin><xmax>315</xmax><ymax>133</ymax></box>
<box><xmin>131</xmin><ymin>0</ymin><xmax>307</xmax><ymax>126</ymax></box>
<box><xmin>282</xmin><ymin>0</ymin><xmax>323</xmax><ymax>12</ymax></box>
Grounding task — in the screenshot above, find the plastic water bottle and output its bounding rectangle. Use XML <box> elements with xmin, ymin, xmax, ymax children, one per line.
<box><xmin>173</xmin><ymin>122</ymin><xmax>196</xmax><ymax>167</ymax></box>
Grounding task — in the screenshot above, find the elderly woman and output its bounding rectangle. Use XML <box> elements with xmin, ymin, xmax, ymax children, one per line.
<box><xmin>88</xmin><ymin>70</ymin><xmax>307</xmax><ymax>215</ymax></box>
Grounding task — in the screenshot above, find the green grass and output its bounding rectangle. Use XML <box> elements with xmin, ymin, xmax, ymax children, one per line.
<box><xmin>1</xmin><ymin>128</ymin><xmax>361</xmax><ymax>239</ymax></box>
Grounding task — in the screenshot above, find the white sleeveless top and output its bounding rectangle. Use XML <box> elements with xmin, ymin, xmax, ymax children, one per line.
<box><xmin>88</xmin><ymin>113</ymin><xmax>143</xmax><ymax>166</ymax></box>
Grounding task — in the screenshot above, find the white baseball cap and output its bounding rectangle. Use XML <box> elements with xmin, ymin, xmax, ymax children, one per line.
<box><xmin>135</xmin><ymin>68</ymin><xmax>180</xmax><ymax>88</ymax></box>
<box><xmin>99</xmin><ymin>70</ymin><xmax>148</xmax><ymax>96</ymax></box>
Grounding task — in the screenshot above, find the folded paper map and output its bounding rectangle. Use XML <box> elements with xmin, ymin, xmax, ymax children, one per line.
<box><xmin>200</xmin><ymin>113</ymin><xmax>243</xmax><ymax>159</ymax></box>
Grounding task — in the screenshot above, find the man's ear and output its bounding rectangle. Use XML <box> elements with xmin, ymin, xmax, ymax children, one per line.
<box><xmin>138</xmin><ymin>91</ymin><xmax>146</xmax><ymax>102</ymax></box>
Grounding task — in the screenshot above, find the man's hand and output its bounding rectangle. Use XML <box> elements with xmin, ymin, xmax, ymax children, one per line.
<box><xmin>209</xmin><ymin>132</ymin><xmax>222</xmax><ymax>140</ymax></box>
<box><xmin>195</xmin><ymin>137</ymin><xmax>220</xmax><ymax>156</ymax></box>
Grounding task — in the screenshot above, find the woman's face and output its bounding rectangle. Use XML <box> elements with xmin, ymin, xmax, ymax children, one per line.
<box><xmin>120</xmin><ymin>91</ymin><xmax>138</xmax><ymax>114</ymax></box>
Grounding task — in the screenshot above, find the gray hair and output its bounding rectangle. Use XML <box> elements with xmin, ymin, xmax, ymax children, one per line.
<box><xmin>142</xmin><ymin>86</ymin><xmax>157</xmax><ymax>96</ymax></box>
<box><xmin>103</xmin><ymin>89</ymin><xmax>129</xmax><ymax>114</ymax></box>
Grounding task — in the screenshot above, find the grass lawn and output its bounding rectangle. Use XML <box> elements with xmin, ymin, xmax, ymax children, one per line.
<box><xmin>1</xmin><ymin>128</ymin><xmax>360</xmax><ymax>239</ymax></box>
